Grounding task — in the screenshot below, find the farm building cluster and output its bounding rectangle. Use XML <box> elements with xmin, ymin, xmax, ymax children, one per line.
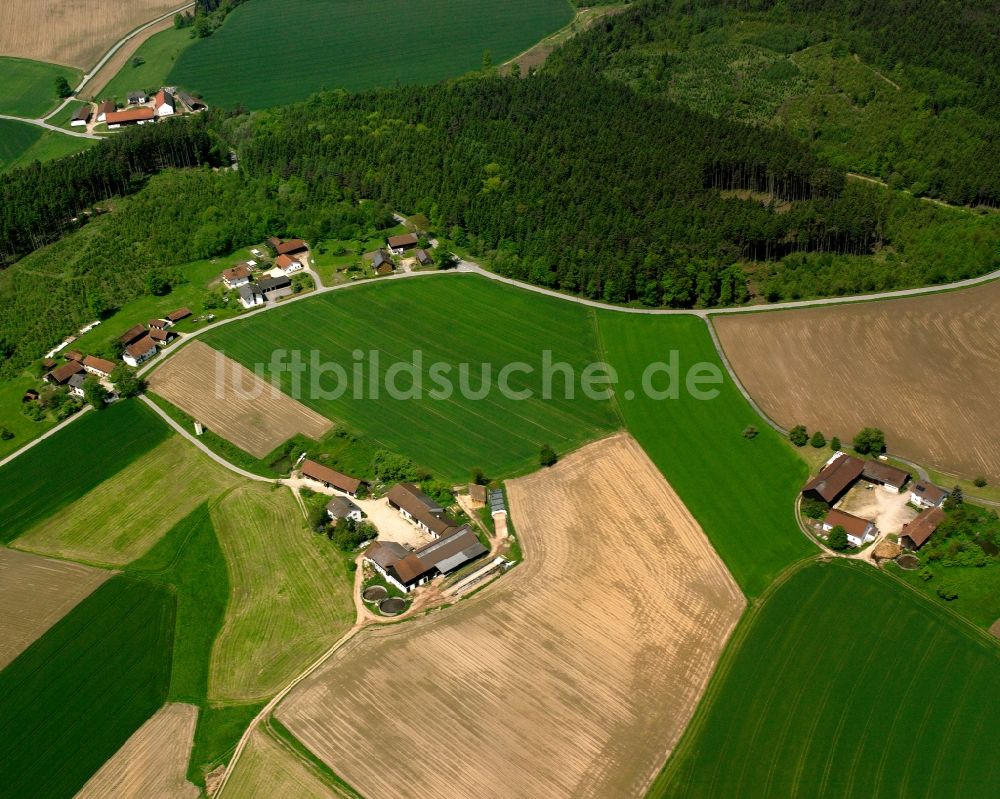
<box><xmin>117</xmin><ymin>308</ymin><xmax>191</xmax><ymax>367</ymax></box>
<box><xmin>801</xmin><ymin>452</ymin><xmax>948</xmax><ymax>550</ymax></box>
<box><xmin>222</xmin><ymin>238</ymin><xmax>309</xmax><ymax>308</ymax></box>
<box><xmin>364</xmin><ymin>233</ymin><xmax>434</xmax><ymax>275</ymax></box>
<box><xmin>71</xmin><ymin>88</ymin><xmax>206</xmax><ymax>131</ymax></box>
<box><xmin>39</xmin><ymin>352</ymin><xmax>118</xmax><ymax>401</ymax></box>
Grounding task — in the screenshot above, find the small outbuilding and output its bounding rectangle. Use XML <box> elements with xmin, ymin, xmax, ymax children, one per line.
<box><xmin>900</xmin><ymin>507</ymin><xmax>945</xmax><ymax>550</ymax></box>
<box><xmin>861</xmin><ymin>461</ymin><xmax>910</xmax><ymax>493</ymax></box>
<box><xmin>301</xmin><ymin>459</ymin><xmax>363</xmax><ymax>496</ymax></box>
<box><xmin>70</xmin><ymin>105</ymin><xmax>91</xmax><ymax>127</ymax></box>
<box><xmin>326</xmin><ymin>495</ymin><xmax>363</xmax><ymax>523</ymax></box>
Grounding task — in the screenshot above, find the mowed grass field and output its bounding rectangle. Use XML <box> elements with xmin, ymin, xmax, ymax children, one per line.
<box><xmin>596</xmin><ymin>312</ymin><xmax>813</xmax><ymax>598</ymax></box>
<box><xmin>168</xmin><ymin>0</ymin><xmax>574</xmax><ymax>109</ymax></box>
<box><xmin>95</xmin><ymin>25</ymin><xmax>194</xmax><ymax>103</ymax></box>
<box><xmin>208</xmin><ymin>483</ymin><xmax>356</xmax><ymax>702</ymax></box>
<box><xmin>653</xmin><ymin>560</ymin><xmax>1000</xmax><ymax>798</ymax></box>
<box><xmin>0</xmin><ymin>400</ymin><xmax>170</xmax><ymax>543</ymax></box>
<box><xmin>0</xmin><ymin>56</ymin><xmax>80</xmax><ymax>116</ymax></box>
<box><xmin>0</xmin><ymin>118</ymin><xmax>95</xmax><ymax>172</ymax></box>
<box><xmin>201</xmin><ymin>276</ymin><xmax>618</xmax><ymax>481</ymax></box>
<box><xmin>13</xmin><ymin>434</ymin><xmax>239</xmax><ymax>565</ymax></box>
<box><xmin>0</xmin><ymin>576</ymin><xmax>175</xmax><ymax>799</ymax></box>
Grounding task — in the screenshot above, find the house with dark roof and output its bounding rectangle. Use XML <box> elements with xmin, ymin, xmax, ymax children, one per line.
<box><xmin>177</xmin><ymin>91</ymin><xmax>206</xmax><ymax>111</ymax></box>
<box><xmin>127</xmin><ymin>91</ymin><xmax>147</xmax><ymax>105</ymax></box>
<box><xmin>258</xmin><ymin>275</ymin><xmax>292</xmax><ymax>296</ymax></box>
<box><xmin>166</xmin><ymin>307</ymin><xmax>192</xmax><ymax>322</ymax></box>
<box><xmin>148</xmin><ymin>327</ymin><xmax>177</xmax><ymax>344</ymax></box>
<box><xmin>801</xmin><ymin>453</ymin><xmax>865</xmax><ymax>505</ymax></box>
<box><xmin>123</xmin><ymin>336</ymin><xmax>157</xmax><ymax>367</ymax></box>
<box><xmin>370</xmin><ymin>249</ymin><xmax>394</xmax><ymax>275</ymax></box>
<box><xmin>44</xmin><ymin>360</ymin><xmax>84</xmax><ymax>385</ymax></box>
<box><xmin>148</xmin><ymin>318</ymin><xmax>172</xmax><ymax>330</ymax></box>
<box><xmin>415</xmin><ymin>248</ymin><xmax>433</xmax><ymax>266</ymax></box>
<box><xmin>68</xmin><ymin>372</ymin><xmax>87</xmax><ymax>398</ymax></box>
<box><xmin>823</xmin><ymin>508</ymin><xmax>878</xmax><ymax>547</ymax></box>
<box><xmin>387</xmin><ymin>232</ymin><xmax>418</xmax><ymax>253</ymax></box>
<box><xmin>910</xmin><ymin>482</ymin><xmax>948</xmax><ymax>510</ymax></box>
<box><xmin>861</xmin><ymin>461</ymin><xmax>910</xmax><ymax>493</ymax></box>
<box><xmin>71</xmin><ymin>105</ymin><xmax>91</xmax><ymax>127</ymax></box>
<box><xmin>238</xmin><ymin>284</ymin><xmax>264</xmax><ymax>309</ymax></box>
<box><xmin>901</xmin><ymin>507</ymin><xmax>945</xmax><ymax>550</ymax></box>
<box><xmin>326</xmin><ymin>495</ymin><xmax>363</xmax><ymax>523</ymax></box>
<box><xmin>96</xmin><ymin>99</ymin><xmax>116</xmax><ymax>122</ymax></box>
<box><xmin>364</xmin><ymin>524</ymin><xmax>488</xmax><ymax>593</ymax></box>
<box><xmin>119</xmin><ymin>324</ymin><xmax>148</xmax><ymax>346</ymax></box>
<box><xmin>387</xmin><ymin>483</ymin><xmax>458</xmax><ymax>538</ymax></box>
<box><xmin>301</xmin><ymin>459</ymin><xmax>363</xmax><ymax>497</ymax></box>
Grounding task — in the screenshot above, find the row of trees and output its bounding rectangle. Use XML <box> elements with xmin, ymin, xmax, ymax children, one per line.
<box><xmin>790</xmin><ymin>424</ymin><xmax>883</xmax><ymax>455</ymax></box>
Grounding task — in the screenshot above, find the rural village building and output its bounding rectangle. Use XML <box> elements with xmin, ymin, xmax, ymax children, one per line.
<box><xmin>119</xmin><ymin>324</ymin><xmax>147</xmax><ymax>346</ymax></box>
<box><xmin>273</xmin><ymin>254</ymin><xmax>303</xmax><ymax>275</ymax></box>
<box><xmin>96</xmin><ymin>100</ymin><xmax>115</xmax><ymax>122</ymax></box>
<box><xmin>71</xmin><ymin>106</ymin><xmax>91</xmax><ymax>127</ymax></box>
<box><xmin>910</xmin><ymin>482</ymin><xmax>948</xmax><ymax>509</ymax></box>
<box><xmin>154</xmin><ymin>89</ymin><xmax>175</xmax><ymax>117</ymax></box>
<box><xmin>148</xmin><ymin>318</ymin><xmax>172</xmax><ymax>330</ymax></box>
<box><xmin>468</xmin><ymin>483</ymin><xmax>487</xmax><ymax>507</ymax></box>
<box><xmin>127</xmin><ymin>91</ymin><xmax>147</xmax><ymax>105</ymax></box>
<box><xmin>364</xmin><ymin>525</ymin><xmax>488</xmax><ymax>593</ymax></box>
<box><xmin>166</xmin><ymin>307</ymin><xmax>192</xmax><ymax>322</ymax></box>
<box><xmin>177</xmin><ymin>91</ymin><xmax>206</xmax><ymax>111</ymax></box>
<box><xmin>387</xmin><ymin>233</ymin><xmax>418</xmax><ymax>253</ymax></box>
<box><xmin>326</xmin><ymin>495</ymin><xmax>363</xmax><ymax>523</ymax></box>
<box><xmin>238</xmin><ymin>284</ymin><xmax>264</xmax><ymax>309</ymax></box>
<box><xmin>105</xmin><ymin>107</ymin><xmax>154</xmax><ymax>128</ymax></box>
<box><xmin>387</xmin><ymin>483</ymin><xmax>460</xmax><ymax>538</ymax></box>
<box><xmin>222</xmin><ymin>264</ymin><xmax>252</xmax><ymax>288</ymax></box>
<box><xmin>44</xmin><ymin>360</ymin><xmax>84</xmax><ymax>385</ymax></box>
<box><xmin>415</xmin><ymin>248</ymin><xmax>433</xmax><ymax>266</ymax></box>
<box><xmin>22</xmin><ymin>389</ymin><xmax>39</xmax><ymax>403</ymax></box>
<box><xmin>64</xmin><ymin>350</ymin><xmax>83</xmax><ymax>362</ymax></box>
<box><xmin>371</xmin><ymin>249</ymin><xmax>394</xmax><ymax>275</ymax></box>
<box><xmin>823</xmin><ymin>508</ymin><xmax>879</xmax><ymax>547</ymax></box>
<box><xmin>148</xmin><ymin>327</ymin><xmax>177</xmax><ymax>344</ymax></box>
<box><xmin>123</xmin><ymin>336</ymin><xmax>157</xmax><ymax>367</ymax></box>
<box><xmin>301</xmin><ymin>459</ymin><xmax>363</xmax><ymax>497</ymax></box>
<box><xmin>275</xmin><ymin>238</ymin><xmax>308</xmax><ymax>257</ymax></box>
<box><xmin>901</xmin><ymin>507</ymin><xmax>946</xmax><ymax>550</ymax></box>
<box><xmin>860</xmin><ymin>461</ymin><xmax>910</xmax><ymax>493</ymax></box>
<box><xmin>67</xmin><ymin>373</ymin><xmax>86</xmax><ymax>398</ymax></box>
<box><xmin>801</xmin><ymin>453</ymin><xmax>865</xmax><ymax>505</ymax></box>
<box><xmin>82</xmin><ymin>355</ymin><xmax>116</xmax><ymax>378</ymax></box>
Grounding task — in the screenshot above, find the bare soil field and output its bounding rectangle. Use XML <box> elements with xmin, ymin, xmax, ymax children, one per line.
<box><xmin>13</xmin><ymin>434</ymin><xmax>238</xmax><ymax>566</ymax></box>
<box><xmin>714</xmin><ymin>281</ymin><xmax>1000</xmax><ymax>483</ymax></box>
<box><xmin>75</xmin><ymin>702</ymin><xmax>199</xmax><ymax>799</ymax></box>
<box><xmin>223</xmin><ymin>727</ymin><xmax>342</xmax><ymax>799</ymax></box>
<box><xmin>0</xmin><ymin>1</ymin><xmax>181</xmax><ymax>69</ymax></box>
<box><xmin>0</xmin><ymin>548</ymin><xmax>111</xmax><ymax>669</ymax></box>
<box><xmin>148</xmin><ymin>341</ymin><xmax>332</xmax><ymax>458</ymax></box>
<box><xmin>276</xmin><ymin>433</ymin><xmax>745</xmax><ymax>799</ymax></box>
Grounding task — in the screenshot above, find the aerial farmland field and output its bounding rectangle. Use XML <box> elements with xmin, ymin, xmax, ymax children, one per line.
<box><xmin>200</xmin><ymin>275</ymin><xmax>618</xmax><ymax>481</ymax></box>
<box><xmin>653</xmin><ymin>560</ymin><xmax>1000</xmax><ymax>798</ymax></box>
<box><xmin>277</xmin><ymin>434</ymin><xmax>744</xmax><ymax>798</ymax></box>
<box><xmin>168</xmin><ymin>0</ymin><xmax>575</xmax><ymax>110</ymax></box>
<box><xmin>0</xmin><ymin>400</ymin><xmax>170</xmax><ymax>543</ymax></box>
<box><xmin>596</xmin><ymin>312</ymin><xmax>814</xmax><ymax>598</ymax></box>
<box><xmin>714</xmin><ymin>280</ymin><xmax>1000</xmax><ymax>484</ymax></box>
<box><xmin>0</xmin><ymin>576</ymin><xmax>175</xmax><ymax>798</ymax></box>
<box><xmin>0</xmin><ymin>117</ymin><xmax>95</xmax><ymax>173</ymax></box>
<box><xmin>0</xmin><ymin>56</ymin><xmax>80</xmax><ymax>116</ymax></box>
<box><xmin>224</xmin><ymin>726</ymin><xmax>346</xmax><ymax>799</ymax></box>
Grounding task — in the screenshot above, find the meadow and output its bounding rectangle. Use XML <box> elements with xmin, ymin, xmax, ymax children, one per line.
<box><xmin>653</xmin><ymin>560</ymin><xmax>1000</xmax><ymax>798</ymax></box>
<box><xmin>14</xmin><ymin>434</ymin><xmax>239</xmax><ymax>565</ymax></box>
<box><xmin>168</xmin><ymin>0</ymin><xmax>574</xmax><ymax>110</ymax></box>
<box><xmin>596</xmin><ymin>312</ymin><xmax>813</xmax><ymax>598</ymax></box>
<box><xmin>201</xmin><ymin>275</ymin><xmax>619</xmax><ymax>481</ymax></box>
<box><xmin>0</xmin><ymin>576</ymin><xmax>175</xmax><ymax>798</ymax></box>
<box><xmin>95</xmin><ymin>25</ymin><xmax>195</xmax><ymax>103</ymax></box>
<box><xmin>0</xmin><ymin>118</ymin><xmax>94</xmax><ymax>172</ymax></box>
<box><xmin>0</xmin><ymin>56</ymin><xmax>80</xmax><ymax>116</ymax></box>
<box><xmin>0</xmin><ymin>399</ymin><xmax>170</xmax><ymax>543</ymax></box>
<box><xmin>0</xmin><ymin>369</ymin><xmax>61</xmax><ymax>459</ymax></box>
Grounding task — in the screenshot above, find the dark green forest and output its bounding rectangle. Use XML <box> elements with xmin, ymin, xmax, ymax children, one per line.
<box><xmin>0</xmin><ymin>0</ymin><xmax>998</xmax><ymax>377</ymax></box>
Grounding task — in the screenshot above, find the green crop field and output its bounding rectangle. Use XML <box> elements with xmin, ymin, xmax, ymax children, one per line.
<box><xmin>168</xmin><ymin>0</ymin><xmax>574</xmax><ymax>110</ymax></box>
<box><xmin>96</xmin><ymin>26</ymin><xmax>195</xmax><ymax>105</ymax></box>
<box><xmin>0</xmin><ymin>576</ymin><xmax>175</xmax><ymax>799</ymax></box>
<box><xmin>0</xmin><ymin>118</ymin><xmax>94</xmax><ymax>173</ymax></box>
<box><xmin>0</xmin><ymin>399</ymin><xmax>170</xmax><ymax>543</ymax></box>
<box><xmin>653</xmin><ymin>560</ymin><xmax>1000</xmax><ymax>798</ymax></box>
<box><xmin>596</xmin><ymin>312</ymin><xmax>813</xmax><ymax>598</ymax></box>
<box><xmin>0</xmin><ymin>56</ymin><xmax>80</xmax><ymax>117</ymax></box>
<box><xmin>201</xmin><ymin>275</ymin><xmax>618</xmax><ymax>481</ymax></box>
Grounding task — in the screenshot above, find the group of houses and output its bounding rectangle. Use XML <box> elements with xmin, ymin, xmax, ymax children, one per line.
<box><xmin>41</xmin><ymin>351</ymin><xmax>118</xmax><ymax>400</ymax></box>
<box><xmin>297</xmin><ymin>459</ymin><xmax>488</xmax><ymax>594</ymax></box>
<box><xmin>72</xmin><ymin>88</ymin><xmax>206</xmax><ymax>130</ymax></box>
<box><xmin>802</xmin><ymin>451</ymin><xmax>948</xmax><ymax>549</ymax></box>
<box><xmin>118</xmin><ymin>308</ymin><xmax>191</xmax><ymax>367</ymax></box>
<box><xmin>222</xmin><ymin>239</ymin><xmax>308</xmax><ymax>309</ymax></box>
<box><xmin>365</xmin><ymin>233</ymin><xmax>433</xmax><ymax>276</ymax></box>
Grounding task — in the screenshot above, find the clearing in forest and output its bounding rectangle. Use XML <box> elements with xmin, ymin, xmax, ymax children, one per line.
<box><xmin>0</xmin><ymin>0</ymin><xmax>181</xmax><ymax>69</ymax></box>
<box><xmin>75</xmin><ymin>702</ymin><xmax>200</xmax><ymax>799</ymax></box>
<box><xmin>0</xmin><ymin>548</ymin><xmax>111</xmax><ymax>669</ymax></box>
<box><xmin>12</xmin><ymin>434</ymin><xmax>238</xmax><ymax>565</ymax></box>
<box><xmin>276</xmin><ymin>433</ymin><xmax>744</xmax><ymax>799</ymax></box>
<box><xmin>713</xmin><ymin>280</ymin><xmax>1000</xmax><ymax>483</ymax></box>
<box><xmin>148</xmin><ymin>341</ymin><xmax>333</xmax><ymax>458</ymax></box>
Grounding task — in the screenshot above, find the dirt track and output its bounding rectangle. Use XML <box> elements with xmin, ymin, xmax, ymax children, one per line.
<box><xmin>0</xmin><ymin>548</ymin><xmax>111</xmax><ymax>669</ymax></box>
<box><xmin>715</xmin><ymin>280</ymin><xmax>1000</xmax><ymax>483</ymax></box>
<box><xmin>275</xmin><ymin>433</ymin><xmax>744</xmax><ymax>799</ymax></box>
<box><xmin>148</xmin><ymin>341</ymin><xmax>332</xmax><ymax>458</ymax></box>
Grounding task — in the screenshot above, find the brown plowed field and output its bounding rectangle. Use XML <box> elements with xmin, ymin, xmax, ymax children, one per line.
<box><xmin>276</xmin><ymin>433</ymin><xmax>745</xmax><ymax>799</ymax></box>
<box><xmin>0</xmin><ymin>548</ymin><xmax>111</xmax><ymax>669</ymax></box>
<box><xmin>148</xmin><ymin>341</ymin><xmax>332</xmax><ymax>457</ymax></box>
<box><xmin>714</xmin><ymin>281</ymin><xmax>1000</xmax><ymax>483</ymax></box>
<box><xmin>75</xmin><ymin>702</ymin><xmax>199</xmax><ymax>799</ymax></box>
<box><xmin>0</xmin><ymin>1</ymin><xmax>181</xmax><ymax>69</ymax></box>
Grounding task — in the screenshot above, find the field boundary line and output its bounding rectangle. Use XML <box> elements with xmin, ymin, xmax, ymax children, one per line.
<box><xmin>0</xmin><ymin>404</ymin><xmax>93</xmax><ymax>468</ymax></box>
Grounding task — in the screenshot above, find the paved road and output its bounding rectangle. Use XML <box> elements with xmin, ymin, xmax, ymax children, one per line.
<box><xmin>0</xmin><ymin>405</ymin><xmax>92</xmax><ymax>469</ymax></box>
<box><xmin>0</xmin><ymin>113</ymin><xmax>100</xmax><ymax>139</ymax></box>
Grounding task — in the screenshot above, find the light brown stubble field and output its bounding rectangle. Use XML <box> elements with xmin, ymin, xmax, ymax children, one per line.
<box><xmin>148</xmin><ymin>341</ymin><xmax>333</xmax><ymax>458</ymax></box>
<box><xmin>0</xmin><ymin>1</ymin><xmax>182</xmax><ymax>69</ymax></box>
<box><xmin>75</xmin><ymin>703</ymin><xmax>200</xmax><ymax>799</ymax></box>
<box><xmin>276</xmin><ymin>433</ymin><xmax>745</xmax><ymax>799</ymax></box>
<box><xmin>0</xmin><ymin>548</ymin><xmax>111</xmax><ymax>669</ymax></box>
<box><xmin>714</xmin><ymin>281</ymin><xmax>1000</xmax><ymax>483</ymax></box>
<box><xmin>223</xmin><ymin>727</ymin><xmax>345</xmax><ymax>799</ymax></box>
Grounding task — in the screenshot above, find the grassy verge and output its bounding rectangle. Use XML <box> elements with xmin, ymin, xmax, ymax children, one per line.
<box><xmin>267</xmin><ymin>717</ymin><xmax>364</xmax><ymax>798</ymax></box>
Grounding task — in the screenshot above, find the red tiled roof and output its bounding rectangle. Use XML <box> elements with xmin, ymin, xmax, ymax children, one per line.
<box><xmin>125</xmin><ymin>336</ymin><xmax>156</xmax><ymax>358</ymax></box>
<box><xmin>166</xmin><ymin>307</ymin><xmax>192</xmax><ymax>322</ymax></box>
<box><xmin>301</xmin><ymin>460</ymin><xmax>362</xmax><ymax>494</ymax></box>
<box><xmin>105</xmin><ymin>107</ymin><xmax>154</xmax><ymax>124</ymax></box>
<box><xmin>222</xmin><ymin>264</ymin><xmax>251</xmax><ymax>282</ymax></box>
<box><xmin>82</xmin><ymin>355</ymin><xmax>116</xmax><ymax>375</ymax></box>
<box><xmin>47</xmin><ymin>361</ymin><xmax>84</xmax><ymax>384</ymax></box>
<box><xmin>824</xmin><ymin>509</ymin><xmax>872</xmax><ymax>539</ymax></box>
<box><xmin>275</xmin><ymin>239</ymin><xmax>307</xmax><ymax>255</ymax></box>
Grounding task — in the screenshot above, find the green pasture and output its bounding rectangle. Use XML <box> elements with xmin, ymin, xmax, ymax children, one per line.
<box><xmin>0</xmin><ymin>576</ymin><xmax>175</xmax><ymax>798</ymax></box>
<box><xmin>0</xmin><ymin>56</ymin><xmax>80</xmax><ymax>117</ymax></box>
<box><xmin>96</xmin><ymin>26</ymin><xmax>195</xmax><ymax>104</ymax></box>
<box><xmin>0</xmin><ymin>399</ymin><xmax>170</xmax><ymax>542</ymax></box>
<box><xmin>0</xmin><ymin>117</ymin><xmax>95</xmax><ymax>173</ymax></box>
<box><xmin>653</xmin><ymin>560</ymin><xmax>1000</xmax><ymax>798</ymax></box>
<box><xmin>596</xmin><ymin>312</ymin><xmax>813</xmax><ymax>597</ymax></box>
<box><xmin>201</xmin><ymin>275</ymin><xmax>618</xmax><ymax>481</ymax></box>
<box><xmin>0</xmin><ymin>371</ymin><xmax>61</xmax><ymax>460</ymax></box>
<box><xmin>168</xmin><ymin>0</ymin><xmax>574</xmax><ymax>109</ymax></box>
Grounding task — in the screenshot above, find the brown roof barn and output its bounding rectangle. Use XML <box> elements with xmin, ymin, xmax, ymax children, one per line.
<box><xmin>276</xmin><ymin>239</ymin><xmax>308</xmax><ymax>255</ymax></box>
<box><xmin>105</xmin><ymin>107</ymin><xmax>154</xmax><ymax>125</ymax></box>
<box><xmin>387</xmin><ymin>483</ymin><xmax>458</xmax><ymax>538</ymax></box>
<box><xmin>901</xmin><ymin>507</ymin><xmax>945</xmax><ymax>549</ymax></box>
<box><xmin>801</xmin><ymin>453</ymin><xmax>865</xmax><ymax>504</ymax></box>
<box><xmin>166</xmin><ymin>307</ymin><xmax>192</xmax><ymax>322</ymax></box>
<box><xmin>823</xmin><ymin>509</ymin><xmax>874</xmax><ymax>540</ymax></box>
<box><xmin>148</xmin><ymin>328</ymin><xmax>176</xmax><ymax>343</ymax></box>
<box><xmin>300</xmin><ymin>460</ymin><xmax>362</xmax><ymax>495</ymax></box>
<box><xmin>119</xmin><ymin>324</ymin><xmax>147</xmax><ymax>345</ymax></box>
<box><xmin>82</xmin><ymin>355</ymin><xmax>116</xmax><ymax>376</ymax></box>
<box><xmin>387</xmin><ymin>233</ymin><xmax>418</xmax><ymax>250</ymax></box>
<box><xmin>861</xmin><ymin>461</ymin><xmax>910</xmax><ymax>491</ymax></box>
<box><xmin>125</xmin><ymin>336</ymin><xmax>157</xmax><ymax>359</ymax></box>
<box><xmin>45</xmin><ymin>361</ymin><xmax>84</xmax><ymax>385</ymax></box>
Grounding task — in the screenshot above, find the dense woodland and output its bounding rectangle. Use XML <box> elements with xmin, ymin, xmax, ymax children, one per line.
<box><xmin>0</xmin><ymin>0</ymin><xmax>998</xmax><ymax>375</ymax></box>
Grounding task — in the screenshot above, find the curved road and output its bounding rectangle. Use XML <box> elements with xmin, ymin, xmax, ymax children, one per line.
<box><xmin>0</xmin><ymin>113</ymin><xmax>100</xmax><ymax>139</ymax></box>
